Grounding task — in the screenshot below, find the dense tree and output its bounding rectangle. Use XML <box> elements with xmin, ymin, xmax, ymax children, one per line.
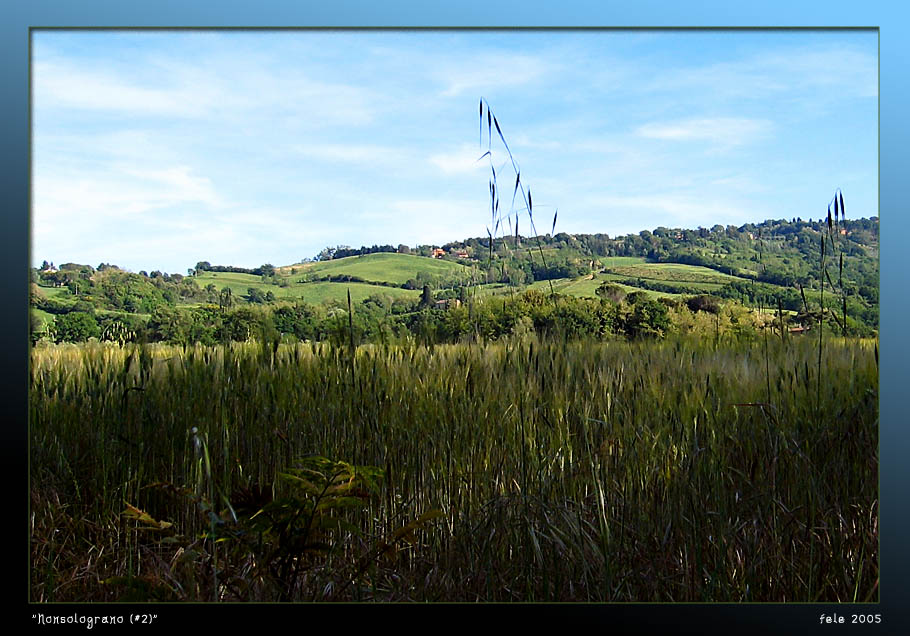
<box><xmin>147</xmin><ymin>306</ymin><xmax>193</xmax><ymax>344</ymax></box>
<box><xmin>420</xmin><ymin>284</ymin><xmax>434</xmax><ymax>308</ymax></box>
<box><xmin>53</xmin><ymin>311</ymin><xmax>100</xmax><ymax>343</ymax></box>
<box><xmin>624</xmin><ymin>297</ymin><xmax>670</xmax><ymax>338</ymax></box>
<box><xmin>595</xmin><ymin>282</ymin><xmax>627</xmax><ymax>304</ymax></box>
<box><xmin>687</xmin><ymin>295</ymin><xmax>722</xmax><ymax>314</ymax></box>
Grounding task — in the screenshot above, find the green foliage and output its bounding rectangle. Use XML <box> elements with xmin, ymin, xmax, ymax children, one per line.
<box><xmin>246</xmin><ymin>287</ymin><xmax>266</xmax><ymax>304</ymax></box>
<box><xmin>97</xmin><ymin>270</ymin><xmax>170</xmax><ymax>313</ymax></box>
<box><xmin>52</xmin><ymin>311</ymin><xmax>100</xmax><ymax>343</ymax></box>
<box><xmin>272</xmin><ymin>303</ymin><xmax>321</xmax><ymax>341</ymax></box>
<box><xmin>623</xmin><ymin>296</ymin><xmax>671</xmax><ymax>338</ymax></box>
<box><xmin>242</xmin><ymin>456</ymin><xmax>383</xmax><ymax>599</ymax></box>
<box><xmin>419</xmin><ymin>284</ymin><xmax>434</xmax><ymax>308</ymax></box>
<box><xmin>687</xmin><ymin>294</ymin><xmax>722</xmax><ymax>314</ymax></box>
<box><xmin>595</xmin><ymin>282</ymin><xmax>626</xmax><ymax>303</ymax></box>
<box><xmin>147</xmin><ymin>306</ymin><xmax>193</xmax><ymax>344</ymax></box>
<box><xmin>30</xmin><ymin>311</ymin><xmax>51</xmax><ymax>345</ymax></box>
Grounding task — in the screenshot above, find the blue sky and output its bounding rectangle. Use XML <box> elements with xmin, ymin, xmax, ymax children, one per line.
<box><xmin>31</xmin><ymin>29</ymin><xmax>878</xmax><ymax>274</ymax></box>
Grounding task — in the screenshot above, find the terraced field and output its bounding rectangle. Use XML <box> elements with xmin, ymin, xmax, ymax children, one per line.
<box><xmin>526</xmin><ymin>261</ymin><xmax>742</xmax><ymax>300</ymax></box>
<box><xmin>602</xmin><ymin>262</ymin><xmax>746</xmax><ymax>285</ymax></box>
<box><xmin>528</xmin><ymin>276</ymin><xmax>682</xmax><ymax>300</ymax></box>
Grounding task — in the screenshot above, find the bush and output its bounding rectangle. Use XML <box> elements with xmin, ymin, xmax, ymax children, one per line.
<box><xmin>687</xmin><ymin>294</ymin><xmax>722</xmax><ymax>314</ymax></box>
<box><xmin>624</xmin><ymin>298</ymin><xmax>670</xmax><ymax>339</ymax></box>
<box><xmin>595</xmin><ymin>282</ymin><xmax>626</xmax><ymax>303</ymax></box>
<box><xmin>53</xmin><ymin>311</ymin><xmax>101</xmax><ymax>343</ymax></box>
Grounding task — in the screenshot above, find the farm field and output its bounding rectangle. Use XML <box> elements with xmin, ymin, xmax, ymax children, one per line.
<box><xmin>29</xmin><ymin>335</ymin><xmax>878</xmax><ymax>602</ymax></box>
<box><xmin>283</xmin><ymin>252</ymin><xmax>475</xmax><ymax>286</ymax></box>
<box><xmin>193</xmin><ymin>253</ymin><xmax>472</xmax><ymax>306</ymax></box>
<box><xmin>524</xmin><ymin>262</ymin><xmax>753</xmax><ymax>301</ymax></box>
<box><xmin>194</xmin><ymin>271</ymin><xmax>301</xmax><ymax>300</ymax></box>
<box><xmin>602</xmin><ymin>262</ymin><xmax>748</xmax><ymax>284</ymax></box>
<box><xmin>288</xmin><ymin>281</ymin><xmax>420</xmax><ymax>305</ymax></box>
<box><xmin>34</xmin><ymin>283</ymin><xmax>72</xmax><ymax>301</ymax></box>
<box><xmin>597</xmin><ymin>256</ymin><xmax>649</xmax><ymax>268</ymax></box>
<box><xmin>528</xmin><ymin>275</ymin><xmax>684</xmax><ymax>300</ymax></box>
<box><xmin>195</xmin><ymin>271</ymin><xmax>421</xmax><ymax>305</ymax></box>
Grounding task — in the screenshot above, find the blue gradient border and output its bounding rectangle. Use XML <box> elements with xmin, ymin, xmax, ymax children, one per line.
<box><xmin>9</xmin><ymin>2</ymin><xmax>906</xmax><ymax>632</ymax></box>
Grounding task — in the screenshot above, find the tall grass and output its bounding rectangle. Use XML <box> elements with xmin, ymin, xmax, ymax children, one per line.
<box><xmin>30</xmin><ymin>335</ymin><xmax>877</xmax><ymax>601</ymax></box>
<box><xmin>479</xmin><ymin>98</ymin><xmax>558</xmax><ymax>298</ymax></box>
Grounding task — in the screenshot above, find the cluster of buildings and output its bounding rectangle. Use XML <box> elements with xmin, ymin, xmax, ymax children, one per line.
<box><xmin>431</xmin><ymin>248</ymin><xmax>470</xmax><ymax>259</ymax></box>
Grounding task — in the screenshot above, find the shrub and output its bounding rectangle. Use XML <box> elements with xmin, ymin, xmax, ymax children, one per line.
<box><xmin>53</xmin><ymin>311</ymin><xmax>100</xmax><ymax>343</ymax></box>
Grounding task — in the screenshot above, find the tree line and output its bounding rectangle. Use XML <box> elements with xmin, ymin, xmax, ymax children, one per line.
<box><xmin>33</xmin><ymin>286</ymin><xmax>845</xmax><ymax>347</ymax></box>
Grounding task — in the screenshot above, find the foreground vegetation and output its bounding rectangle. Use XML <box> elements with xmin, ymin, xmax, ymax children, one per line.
<box><xmin>30</xmin><ymin>333</ymin><xmax>877</xmax><ymax>602</ymax></box>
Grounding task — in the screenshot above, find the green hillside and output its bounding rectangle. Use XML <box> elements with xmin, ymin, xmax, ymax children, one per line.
<box><xmin>30</xmin><ymin>215</ymin><xmax>879</xmax><ymax>344</ymax></box>
<box><xmin>285</xmin><ymin>252</ymin><xmax>477</xmax><ymax>286</ymax></box>
<box><xmin>195</xmin><ymin>253</ymin><xmax>468</xmax><ymax>306</ymax></box>
<box><xmin>286</xmin><ymin>281</ymin><xmax>419</xmax><ymax>305</ymax></box>
<box><xmin>195</xmin><ymin>271</ymin><xmax>301</xmax><ymax>300</ymax></box>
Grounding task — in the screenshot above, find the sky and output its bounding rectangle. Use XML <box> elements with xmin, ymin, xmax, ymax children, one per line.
<box><xmin>31</xmin><ymin>29</ymin><xmax>878</xmax><ymax>274</ymax></box>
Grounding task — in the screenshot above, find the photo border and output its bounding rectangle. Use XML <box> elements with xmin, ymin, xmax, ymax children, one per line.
<box><xmin>9</xmin><ymin>2</ymin><xmax>906</xmax><ymax>633</ymax></box>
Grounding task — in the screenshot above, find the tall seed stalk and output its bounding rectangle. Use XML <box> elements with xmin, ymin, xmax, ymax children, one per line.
<box><xmin>479</xmin><ymin>98</ymin><xmax>558</xmax><ymax>300</ymax></box>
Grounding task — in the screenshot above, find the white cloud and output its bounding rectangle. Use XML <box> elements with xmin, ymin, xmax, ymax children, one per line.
<box><xmin>636</xmin><ymin>117</ymin><xmax>773</xmax><ymax>146</ymax></box>
<box><xmin>643</xmin><ymin>42</ymin><xmax>877</xmax><ymax>102</ymax></box>
<box><xmin>435</xmin><ymin>52</ymin><xmax>559</xmax><ymax>97</ymax></box>
<box><xmin>117</xmin><ymin>165</ymin><xmax>221</xmax><ymax>206</ymax></box>
<box><xmin>292</xmin><ymin>143</ymin><xmax>407</xmax><ymax>164</ymax></box>
<box><xmin>33</xmin><ymin>60</ymin><xmax>219</xmax><ymax>118</ymax></box>
<box><xmin>33</xmin><ymin>49</ymin><xmax>379</xmax><ymax>128</ymax></box>
<box><xmin>36</xmin><ymin>163</ymin><xmax>220</xmax><ymax>216</ymax></box>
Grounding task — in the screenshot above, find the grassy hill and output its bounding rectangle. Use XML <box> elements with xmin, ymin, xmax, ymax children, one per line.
<box><xmin>281</xmin><ymin>252</ymin><xmax>476</xmax><ymax>286</ymax></box>
<box><xmin>194</xmin><ymin>270</ymin><xmax>422</xmax><ymax>306</ymax></box>
<box><xmin>194</xmin><ymin>253</ymin><xmax>472</xmax><ymax>306</ymax></box>
<box><xmin>31</xmin><ymin>216</ymin><xmax>879</xmax><ymax>339</ymax></box>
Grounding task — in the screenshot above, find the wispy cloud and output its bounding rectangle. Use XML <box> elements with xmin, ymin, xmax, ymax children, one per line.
<box><xmin>30</xmin><ymin>31</ymin><xmax>877</xmax><ymax>272</ymax></box>
<box><xmin>635</xmin><ymin>117</ymin><xmax>773</xmax><ymax>147</ymax></box>
<box><xmin>435</xmin><ymin>51</ymin><xmax>559</xmax><ymax>97</ymax></box>
<box><xmin>643</xmin><ymin>42</ymin><xmax>878</xmax><ymax>103</ymax></box>
<box><xmin>292</xmin><ymin>143</ymin><xmax>408</xmax><ymax>164</ymax></box>
<box><xmin>32</xmin><ymin>162</ymin><xmax>222</xmax><ymax>251</ymax></box>
<box><xmin>372</xmin><ymin>199</ymin><xmax>487</xmax><ymax>245</ymax></box>
<box><xmin>33</xmin><ymin>49</ymin><xmax>380</xmax><ymax>127</ymax></box>
<box><xmin>33</xmin><ymin>60</ymin><xmax>221</xmax><ymax>118</ymax></box>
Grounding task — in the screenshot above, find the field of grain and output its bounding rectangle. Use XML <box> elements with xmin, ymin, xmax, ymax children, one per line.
<box><xmin>29</xmin><ymin>335</ymin><xmax>878</xmax><ymax>602</ymax></box>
